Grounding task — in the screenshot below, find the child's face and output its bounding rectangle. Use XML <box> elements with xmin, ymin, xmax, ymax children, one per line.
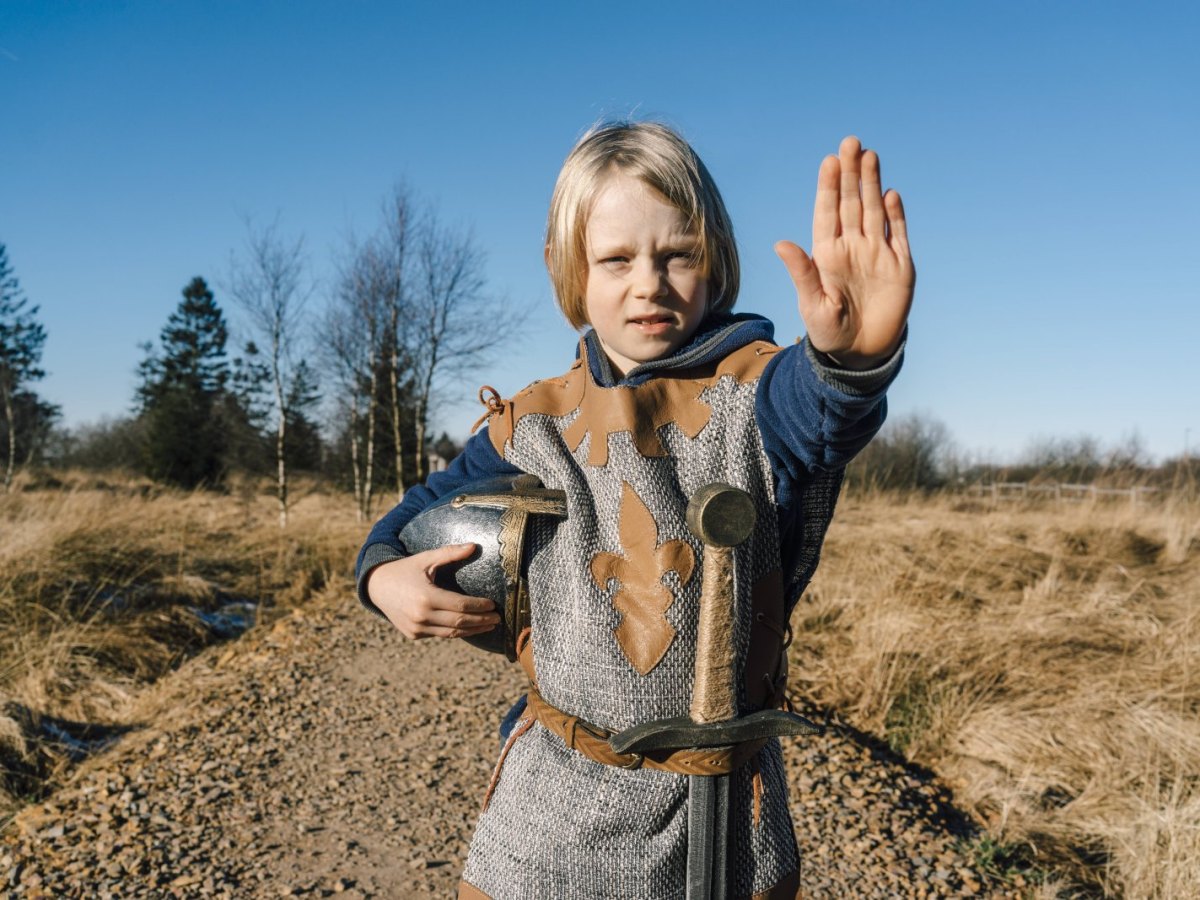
<box><xmin>583</xmin><ymin>172</ymin><xmax>708</xmax><ymax>377</ymax></box>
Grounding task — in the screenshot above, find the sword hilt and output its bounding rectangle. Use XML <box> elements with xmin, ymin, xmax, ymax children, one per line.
<box><xmin>611</xmin><ymin>482</ymin><xmax>826</xmax><ymax>757</ymax></box>
<box><xmin>685</xmin><ymin>484</ymin><xmax>756</xmax><ymax>725</ymax></box>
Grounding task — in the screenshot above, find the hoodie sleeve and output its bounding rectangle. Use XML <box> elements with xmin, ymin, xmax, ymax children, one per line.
<box><xmin>354</xmin><ymin>426</ymin><xmax>524</xmax><ymax>617</ymax></box>
<box><xmin>755</xmin><ymin>330</ymin><xmax>905</xmax><ymax>511</ymax></box>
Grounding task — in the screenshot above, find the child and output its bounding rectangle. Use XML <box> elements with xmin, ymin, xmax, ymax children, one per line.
<box><xmin>356</xmin><ymin>122</ymin><xmax>913</xmax><ymax>899</ymax></box>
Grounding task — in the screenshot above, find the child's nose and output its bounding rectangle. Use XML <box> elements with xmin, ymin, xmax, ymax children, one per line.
<box><xmin>632</xmin><ymin>259</ymin><xmax>668</xmax><ymax>299</ymax></box>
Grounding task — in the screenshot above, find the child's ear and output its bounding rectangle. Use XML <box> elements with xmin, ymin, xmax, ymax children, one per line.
<box><xmin>543</xmin><ymin>244</ymin><xmax>552</xmax><ymax>271</ymax></box>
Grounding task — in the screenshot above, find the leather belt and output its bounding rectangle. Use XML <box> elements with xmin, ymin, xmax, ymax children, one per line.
<box><xmin>516</xmin><ymin>629</ymin><xmax>766</xmax><ymax>776</ymax></box>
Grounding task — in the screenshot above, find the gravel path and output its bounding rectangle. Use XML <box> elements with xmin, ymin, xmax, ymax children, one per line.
<box><xmin>2</xmin><ymin>590</ymin><xmax>1029</xmax><ymax>898</ymax></box>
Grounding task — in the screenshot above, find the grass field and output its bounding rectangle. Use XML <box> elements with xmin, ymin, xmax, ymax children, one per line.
<box><xmin>795</xmin><ymin>489</ymin><xmax>1199</xmax><ymax>897</ymax></box>
<box><xmin>1</xmin><ymin>470</ymin><xmax>1195</xmax><ymax>897</ymax></box>
<box><xmin>0</xmin><ymin>470</ymin><xmax>360</xmax><ymax>824</ymax></box>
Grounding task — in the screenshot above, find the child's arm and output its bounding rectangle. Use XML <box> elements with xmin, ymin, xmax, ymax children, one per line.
<box><xmin>774</xmin><ymin>136</ymin><xmax>914</xmax><ymax>370</ymax></box>
<box><xmin>756</xmin><ymin>336</ymin><xmax>900</xmax><ymax>507</ymax></box>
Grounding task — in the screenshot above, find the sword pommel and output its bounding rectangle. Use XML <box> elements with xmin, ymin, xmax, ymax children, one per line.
<box><xmin>685</xmin><ymin>483</ymin><xmax>755</xmax><ymax>548</ymax></box>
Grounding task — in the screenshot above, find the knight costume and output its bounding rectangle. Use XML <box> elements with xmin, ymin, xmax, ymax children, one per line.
<box><xmin>356</xmin><ymin>313</ymin><xmax>903</xmax><ymax>899</ymax></box>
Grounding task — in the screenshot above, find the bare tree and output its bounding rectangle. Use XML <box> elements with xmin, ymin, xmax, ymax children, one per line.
<box><xmin>226</xmin><ymin>220</ymin><xmax>312</xmax><ymax>527</ymax></box>
<box><xmin>408</xmin><ymin>218</ymin><xmax>522</xmax><ymax>482</ymax></box>
<box><xmin>319</xmin><ymin>188</ymin><xmax>523</xmax><ymax>512</ymax></box>
<box><xmin>379</xmin><ymin>186</ymin><xmax>419</xmax><ymax>502</ymax></box>
<box><xmin>845</xmin><ymin>412</ymin><xmax>953</xmax><ymax>492</ymax></box>
<box><xmin>323</xmin><ymin>234</ymin><xmax>386</xmax><ymax>522</ymax></box>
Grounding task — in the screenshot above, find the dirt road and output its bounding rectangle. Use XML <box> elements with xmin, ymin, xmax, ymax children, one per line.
<box><xmin>2</xmin><ymin>588</ymin><xmax>1029</xmax><ymax>898</ymax></box>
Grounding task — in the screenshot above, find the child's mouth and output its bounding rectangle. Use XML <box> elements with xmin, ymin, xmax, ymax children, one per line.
<box><xmin>629</xmin><ymin>315</ymin><xmax>673</xmax><ymax>334</ymax></box>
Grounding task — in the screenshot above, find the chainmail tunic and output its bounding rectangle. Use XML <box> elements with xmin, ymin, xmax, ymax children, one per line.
<box><xmin>460</xmin><ymin>337</ymin><xmax>822</xmax><ymax>899</ymax></box>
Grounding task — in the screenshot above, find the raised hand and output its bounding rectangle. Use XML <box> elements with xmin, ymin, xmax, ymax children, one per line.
<box><xmin>366</xmin><ymin>543</ymin><xmax>500</xmax><ymax>640</ymax></box>
<box><xmin>774</xmin><ymin>136</ymin><xmax>914</xmax><ymax>369</ymax></box>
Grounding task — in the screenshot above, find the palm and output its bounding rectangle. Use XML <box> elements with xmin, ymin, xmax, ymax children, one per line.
<box><xmin>775</xmin><ymin>136</ymin><xmax>915</xmax><ymax>369</ymax></box>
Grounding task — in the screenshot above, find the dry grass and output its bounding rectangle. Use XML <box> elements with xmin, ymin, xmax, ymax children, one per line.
<box><xmin>0</xmin><ymin>468</ymin><xmax>362</xmax><ymax>822</ymax></box>
<box><xmin>3</xmin><ymin>471</ymin><xmax>1196</xmax><ymax>895</ymax></box>
<box><xmin>794</xmin><ymin>489</ymin><xmax>1200</xmax><ymax>898</ymax></box>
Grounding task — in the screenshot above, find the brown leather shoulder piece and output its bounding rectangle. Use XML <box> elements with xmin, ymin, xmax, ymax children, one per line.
<box><xmin>566</xmin><ymin>338</ymin><xmax>782</xmax><ymax>468</ymax></box>
<box><xmin>487</xmin><ymin>337</ymin><xmax>780</xmax><ymax>466</ymax></box>
<box><xmin>710</xmin><ymin>338</ymin><xmax>781</xmax><ymax>384</ymax></box>
<box><xmin>484</xmin><ymin>350</ymin><xmax>587</xmax><ymax>459</ymax></box>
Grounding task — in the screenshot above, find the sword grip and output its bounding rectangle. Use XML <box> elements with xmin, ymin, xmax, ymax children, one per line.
<box><xmin>685</xmin><ymin>484</ymin><xmax>756</xmax><ymax>726</ymax></box>
<box><xmin>690</xmin><ymin>544</ymin><xmax>737</xmax><ymax>723</ymax></box>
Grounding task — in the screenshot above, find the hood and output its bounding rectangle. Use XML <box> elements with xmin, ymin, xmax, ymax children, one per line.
<box><xmin>581</xmin><ymin>313</ymin><xmax>777</xmax><ymax>388</ymax></box>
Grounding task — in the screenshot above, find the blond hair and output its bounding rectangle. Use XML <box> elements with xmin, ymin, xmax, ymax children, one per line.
<box><xmin>545</xmin><ymin>121</ymin><xmax>740</xmax><ymax>330</ymax></box>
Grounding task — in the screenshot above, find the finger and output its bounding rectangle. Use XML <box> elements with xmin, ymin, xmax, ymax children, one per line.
<box><xmin>838</xmin><ymin>136</ymin><xmax>863</xmax><ymax>235</ymax></box>
<box><xmin>861</xmin><ymin>149</ymin><xmax>885</xmax><ymax>238</ymax></box>
<box><xmin>883</xmin><ymin>189</ymin><xmax>910</xmax><ymax>251</ymax></box>
<box><xmin>774</xmin><ymin>241</ymin><xmax>823</xmax><ymax>305</ymax></box>
<box><xmin>813</xmin><ymin>155</ymin><xmax>840</xmax><ymax>242</ymax></box>
<box><xmin>406</xmin><ymin>621</ymin><xmax>499</xmax><ymax>640</ymax></box>
<box><xmin>390</xmin><ymin>601</ymin><xmax>499</xmax><ymax>640</ymax></box>
<box><xmin>425</xmin><ymin>584</ymin><xmax>500</xmax><ymax>616</ymax></box>
<box><xmin>414</xmin><ymin>601</ymin><xmax>500</xmax><ymax>632</ymax></box>
<box><xmin>401</xmin><ymin>588</ymin><xmax>499</xmax><ymax>632</ymax></box>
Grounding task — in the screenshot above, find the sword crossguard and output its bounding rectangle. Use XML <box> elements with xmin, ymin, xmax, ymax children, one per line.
<box><xmin>609</xmin><ymin>708</ymin><xmax>825</xmax><ymax>756</ymax></box>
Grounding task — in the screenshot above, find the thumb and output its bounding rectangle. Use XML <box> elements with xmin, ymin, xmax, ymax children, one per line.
<box><xmin>421</xmin><ymin>542</ymin><xmax>478</xmax><ymax>575</ymax></box>
<box><xmin>774</xmin><ymin>240</ymin><xmax>823</xmax><ymax>306</ymax></box>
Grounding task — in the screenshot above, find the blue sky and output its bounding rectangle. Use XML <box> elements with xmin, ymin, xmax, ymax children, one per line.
<box><xmin>2</xmin><ymin>1</ymin><xmax>1197</xmax><ymax>463</ymax></box>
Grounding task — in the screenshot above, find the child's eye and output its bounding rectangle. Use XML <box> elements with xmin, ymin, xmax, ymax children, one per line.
<box><xmin>666</xmin><ymin>251</ymin><xmax>699</xmax><ymax>266</ymax></box>
<box><xmin>601</xmin><ymin>256</ymin><xmax>629</xmax><ymax>265</ymax></box>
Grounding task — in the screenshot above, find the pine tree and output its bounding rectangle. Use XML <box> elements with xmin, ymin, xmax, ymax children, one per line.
<box><xmin>0</xmin><ymin>244</ymin><xmax>49</xmax><ymax>491</ymax></box>
<box><xmin>221</xmin><ymin>340</ymin><xmax>273</xmax><ymax>474</ymax></box>
<box><xmin>283</xmin><ymin>359</ymin><xmax>323</xmax><ymax>472</ymax></box>
<box><xmin>136</xmin><ymin>277</ymin><xmax>231</xmax><ymax>487</ymax></box>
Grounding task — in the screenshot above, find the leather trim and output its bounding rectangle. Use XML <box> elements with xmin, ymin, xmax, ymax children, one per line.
<box><xmin>515</xmin><ymin>627</ymin><xmax>535</xmax><ymax>683</ymax></box>
<box><xmin>481</xmin><ymin>713</ymin><xmax>535</xmax><ymax>812</ymax></box>
<box><xmin>484</xmin><ymin>339</ymin><xmax>778</xmax><ymax>465</ymax></box>
<box><xmin>745</xmin><ymin>867</ymin><xmax>802</xmax><ymax>900</ymax></box>
<box><xmin>457</xmin><ymin>881</ymin><xmax>491</xmax><ymax>900</ymax></box>
<box><xmin>750</xmin><ymin>753</ymin><xmax>764</xmax><ymax>828</ymax></box>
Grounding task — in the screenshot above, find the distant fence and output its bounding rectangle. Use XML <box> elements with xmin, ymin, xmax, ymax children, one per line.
<box><xmin>968</xmin><ymin>482</ymin><xmax>1162</xmax><ymax>506</ymax></box>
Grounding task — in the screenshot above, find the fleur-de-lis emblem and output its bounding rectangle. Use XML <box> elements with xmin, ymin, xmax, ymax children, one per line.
<box><xmin>590</xmin><ymin>483</ymin><xmax>696</xmax><ymax>675</ymax></box>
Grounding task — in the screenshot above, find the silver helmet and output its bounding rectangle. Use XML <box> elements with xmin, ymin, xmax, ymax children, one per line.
<box><xmin>399</xmin><ymin>474</ymin><xmax>567</xmax><ymax>660</ymax></box>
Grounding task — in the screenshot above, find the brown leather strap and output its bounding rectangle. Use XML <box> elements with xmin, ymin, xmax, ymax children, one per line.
<box><xmin>524</xmin><ymin>685</ymin><xmax>766</xmax><ymax>775</ymax></box>
<box><xmin>516</xmin><ymin>626</ymin><xmax>537</xmax><ymax>682</ymax></box>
